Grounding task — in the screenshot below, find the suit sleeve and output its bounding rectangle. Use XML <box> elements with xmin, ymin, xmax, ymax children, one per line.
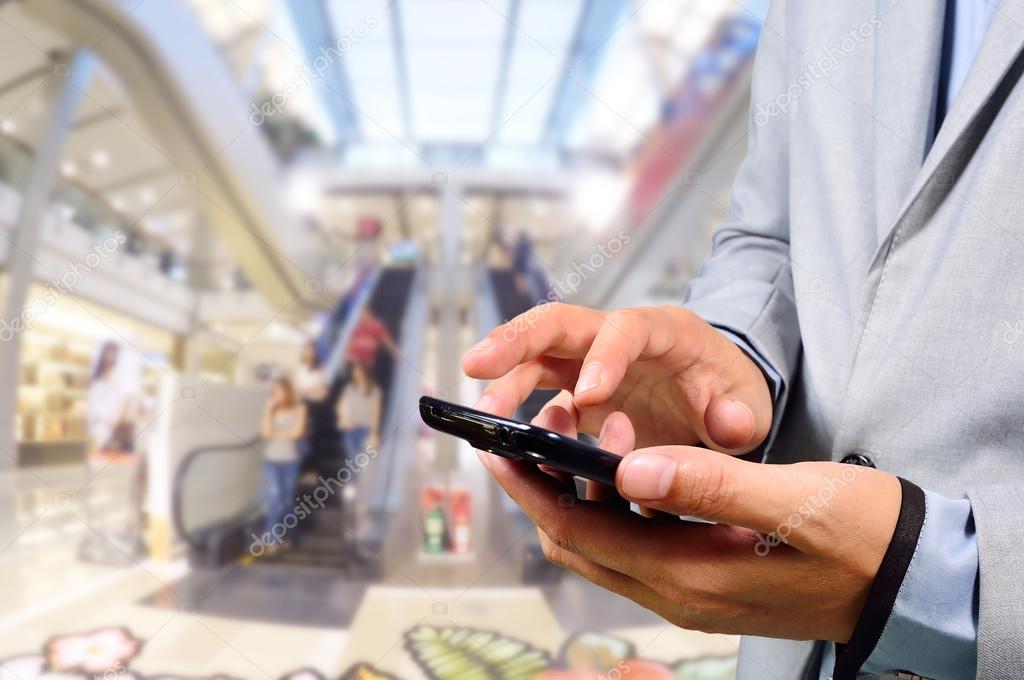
<box><xmin>682</xmin><ymin>0</ymin><xmax>801</xmax><ymax>439</ymax></box>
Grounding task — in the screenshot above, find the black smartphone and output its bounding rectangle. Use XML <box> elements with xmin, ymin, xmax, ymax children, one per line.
<box><xmin>418</xmin><ymin>395</ymin><xmax>622</xmax><ymax>486</ymax></box>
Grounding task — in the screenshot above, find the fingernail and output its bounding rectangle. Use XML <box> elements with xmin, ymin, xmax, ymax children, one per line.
<box><xmin>723</xmin><ymin>399</ymin><xmax>756</xmax><ymax>444</ymax></box>
<box><xmin>476</xmin><ymin>450</ymin><xmax>493</xmax><ymax>471</ymax></box>
<box><xmin>535</xmin><ymin>407</ymin><xmax>551</xmax><ymax>427</ymax></box>
<box><xmin>620</xmin><ymin>453</ymin><xmax>676</xmax><ymax>500</ymax></box>
<box><xmin>475</xmin><ymin>394</ymin><xmax>495</xmax><ymax>412</ymax></box>
<box><xmin>727</xmin><ymin>399</ymin><xmax>754</xmax><ymax>419</ymax></box>
<box><xmin>466</xmin><ymin>338</ymin><xmax>494</xmax><ymax>356</ymax></box>
<box><xmin>575</xmin><ymin>362</ymin><xmax>603</xmax><ymax>394</ymax></box>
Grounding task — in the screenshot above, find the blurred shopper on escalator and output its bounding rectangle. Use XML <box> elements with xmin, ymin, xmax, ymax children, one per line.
<box><xmin>512</xmin><ymin>231</ymin><xmax>534</xmax><ymax>298</ymax></box>
<box><xmin>336</xmin><ymin>361</ymin><xmax>382</xmax><ymax>456</ymax></box>
<box><xmin>259</xmin><ymin>377</ymin><xmax>307</xmax><ymax>551</ymax></box>
<box><xmin>293</xmin><ymin>340</ymin><xmax>328</xmax><ymax>460</ymax></box>
<box><xmin>512</xmin><ymin>231</ymin><xmax>549</xmax><ymax>302</ymax></box>
<box><xmin>346</xmin><ymin>307</ymin><xmax>400</xmax><ymax>366</ymax></box>
<box><xmin>295</xmin><ymin>340</ymin><xmax>328</xmax><ymax>402</ymax></box>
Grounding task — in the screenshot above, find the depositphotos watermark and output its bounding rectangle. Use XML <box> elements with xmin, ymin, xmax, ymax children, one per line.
<box><xmin>754</xmin><ymin>15</ymin><xmax>881</xmax><ymax>126</ymax></box>
<box><xmin>249</xmin><ymin>445</ymin><xmax>378</xmax><ymax>554</ymax></box>
<box><xmin>754</xmin><ymin>465</ymin><xmax>861</xmax><ymax>556</ymax></box>
<box><xmin>249</xmin><ymin>14</ymin><xmax>379</xmax><ymax>126</ymax></box>
<box><xmin>500</xmin><ymin>229</ymin><xmax>632</xmax><ymax>343</ymax></box>
<box><xmin>0</xmin><ymin>230</ymin><xmax>127</xmax><ymax>342</ymax></box>
<box><xmin>1002</xmin><ymin>319</ymin><xmax>1024</xmax><ymax>344</ymax></box>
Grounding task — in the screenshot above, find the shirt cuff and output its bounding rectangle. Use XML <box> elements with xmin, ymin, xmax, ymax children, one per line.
<box><xmin>833</xmin><ymin>483</ymin><xmax>979</xmax><ymax>680</ymax></box>
<box><xmin>711</xmin><ymin>325</ymin><xmax>785</xmax><ymax>458</ymax></box>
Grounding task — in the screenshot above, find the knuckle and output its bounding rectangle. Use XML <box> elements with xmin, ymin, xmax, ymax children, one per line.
<box><xmin>676</xmin><ymin>458</ymin><xmax>732</xmax><ymax>519</ymax></box>
<box><xmin>603</xmin><ymin>310</ymin><xmax>642</xmax><ymax>349</ymax></box>
<box><xmin>673</xmin><ymin>305</ymin><xmax>697</xmax><ymax>322</ymax></box>
<box><xmin>605</xmin><ymin>308</ymin><xmax>635</xmax><ymax>327</ymax></box>
<box><xmin>544</xmin><ymin>520</ymin><xmax>583</xmax><ymax>555</ymax></box>
<box><xmin>538</xmin><ymin>532</ymin><xmax>564</xmax><ymax>565</ymax></box>
<box><xmin>546</xmin><ymin>300</ymin><xmax>569</xmax><ymax>316</ymax></box>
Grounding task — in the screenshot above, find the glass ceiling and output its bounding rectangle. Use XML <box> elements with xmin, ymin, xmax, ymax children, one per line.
<box><xmin>188</xmin><ymin>0</ymin><xmax>771</xmax><ymax>166</ymax></box>
<box><xmin>327</xmin><ymin>0</ymin><xmax>585</xmax><ymax>145</ymax></box>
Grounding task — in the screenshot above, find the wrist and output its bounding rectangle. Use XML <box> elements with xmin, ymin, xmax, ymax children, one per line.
<box><xmin>833</xmin><ymin>477</ymin><xmax>926</xmax><ymax>679</ymax></box>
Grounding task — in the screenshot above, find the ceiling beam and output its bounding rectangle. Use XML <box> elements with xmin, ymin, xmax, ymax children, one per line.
<box><xmin>284</xmin><ymin>0</ymin><xmax>361</xmax><ymax>143</ymax></box>
<box><xmin>543</xmin><ymin>0</ymin><xmax>628</xmax><ymax>146</ymax></box>
<box><xmin>318</xmin><ymin>166</ymin><xmax>570</xmax><ymax>197</ymax></box>
<box><xmin>0</xmin><ymin>62</ymin><xmax>50</xmax><ymax>98</ymax></box>
<box><xmin>71</xmin><ymin>106</ymin><xmax>124</xmax><ymax>131</ymax></box>
<box><xmin>489</xmin><ymin>0</ymin><xmax>521</xmax><ymax>132</ymax></box>
<box><xmin>388</xmin><ymin>0</ymin><xmax>413</xmax><ymax>140</ymax></box>
<box><xmin>95</xmin><ymin>163</ymin><xmax>176</xmax><ymax>193</ymax></box>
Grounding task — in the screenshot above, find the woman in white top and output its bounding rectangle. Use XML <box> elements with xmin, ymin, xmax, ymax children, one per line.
<box><xmin>294</xmin><ymin>341</ymin><xmax>328</xmax><ymax>402</ymax></box>
<box><xmin>293</xmin><ymin>340</ymin><xmax>327</xmax><ymax>461</ymax></box>
<box><xmin>87</xmin><ymin>341</ymin><xmax>134</xmax><ymax>455</ymax></box>
<box><xmin>259</xmin><ymin>377</ymin><xmax>306</xmax><ymax>549</ymax></box>
<box><xmin>336</xmin><ymin>362</ymin><xmax>382</xmax><ymax>456</ymax></box>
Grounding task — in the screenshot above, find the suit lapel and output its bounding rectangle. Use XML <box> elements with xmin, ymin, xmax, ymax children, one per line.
<box><xmin>873</xmin><ymin>0</ymin><xmax>1024</xmax><ymax>255</ymax></box>
<box><xmin>872</xmin><ymin>0</ymin><xmax>946</xmax><ymax>243</ymax></box>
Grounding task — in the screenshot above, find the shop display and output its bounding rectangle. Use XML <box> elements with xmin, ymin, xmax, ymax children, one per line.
<box><xmin>419</xmin><ymin>484</ymin><xmax>474</xmax><ymax>558</ymax></box>
<box><xmin>16</xmin><ymin>336</ymin><xmax>91</xmax><ymax>443</ymax></box>
<box><xmin>13</xmin><ymin>287</ymin><xmax>174</xmax><ymax>466</ymax></box>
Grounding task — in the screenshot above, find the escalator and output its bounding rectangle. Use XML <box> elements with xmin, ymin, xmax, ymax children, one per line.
<box><xmin>172</xmin><ymin>266</ymin><xmax>421</xmax><ymax>571</ymax></box>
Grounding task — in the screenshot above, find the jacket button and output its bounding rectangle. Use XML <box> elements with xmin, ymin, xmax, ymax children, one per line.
<box><xmin>840</xmin><ymin>451</ymin><xmax>875</xmax><ymax>468</ymax></box>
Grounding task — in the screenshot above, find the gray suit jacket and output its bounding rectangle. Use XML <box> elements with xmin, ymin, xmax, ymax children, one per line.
<box><xmin>683</xmin><ymin>1</ymin><xmax>1024</xmax><ymax>677</ymax></box>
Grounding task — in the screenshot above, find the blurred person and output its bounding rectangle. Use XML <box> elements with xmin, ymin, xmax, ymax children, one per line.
<box><xmin>294</xmin><ymin>340</ymin><xmax>328</xmax><ymax>460</ymax></box>
<box><xmin>259</xmin><ymin>377</ymin><xmax>306</xmax><ymax>551</ymax></box>
<box><xmin>512</xmin><ymin>231</ymin><xmax>532</xmax><ymax>294</ymax></box>
<box><xmin>336</xmin><ymin>362</ymin><xmax>382</xmax><ymax>456</ymax></box>
<box><xmin>512</xmin><ymin>231</ymin><xmax>543</xmax><ymax>299</ymax></box>
<box><xmin>82</xmin><ymin>341</ymin><xmax>141</xmax><ymax>562</ymax></box>
<box><xmin>87</xmin><ymin>341</ymin><xmax>135</xmax><ymax>457</ymax></box>
<box><xmin>346</xmin><ymin>307</ymin><xmax>399</xmax><ymax>366</ymax></box>
<box><xmin>464</xmin><ymin>2</ymin><xmax>1022</xmax><ymax>678</ymax></box>
<box><xmin>294</xmin><ymin>340</ymin><xmax>328</xmax><ymax>402</ymax></box>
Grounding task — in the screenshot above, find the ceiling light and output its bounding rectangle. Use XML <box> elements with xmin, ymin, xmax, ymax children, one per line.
<box><xmin>572</xmin><ymin>170</ymin><xmax>628</xmax><ymax>232</ymax></box>
<box><xmin>0</xmin><ymin>119</ymin><xmax>15</xmax><ymax>134</ymax></box>
<box><xmin>90</xmin><ymin>149</ymin><xmax>111</xmax><ymax>169</ymax></box>
<box><xmin>60</xmin><ymin>161</ymin><xmax>77</xmax><ymax>177</ymax></box>
<box><xmin>139</xmin><ymin>187</ymin><xmax>156</xmax><ymax>204</ymax></box>
<box><xmin>287</xmin><ymin>173</ymin><xmax>320</xmax><ymax>216</ymax></box>
<box><xmin>111</xmin><ymin>197</ymin><xmax>126</xmax><ymax>211</ymax></box>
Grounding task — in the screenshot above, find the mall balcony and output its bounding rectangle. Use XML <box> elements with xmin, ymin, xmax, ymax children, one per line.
<box><xmin>0</xmin><ymin>0</ymin><xmax>767</xmax><ymax>678</ymax></box>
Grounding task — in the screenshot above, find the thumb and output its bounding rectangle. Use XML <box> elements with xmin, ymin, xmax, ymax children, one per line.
<box><xmin>704</xmin><ymin>396</ymin><xmax>758</xmax><ymax>451</ymax></box>
<box><xmin>615</xmin><ymin>446</ymin><xmax>866</xmax><ymax>551</ymax></box>
<box><xmin>702</xmin><ymin>364</ymin><xmax>773</xmax><ymax>454</ymax></box>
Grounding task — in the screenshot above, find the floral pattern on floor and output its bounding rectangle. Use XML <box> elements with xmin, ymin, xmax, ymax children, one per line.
<box><xmin>0</xmin><ymin>626</ymin><xmax>736</xmax><ymax>680</ymax></box>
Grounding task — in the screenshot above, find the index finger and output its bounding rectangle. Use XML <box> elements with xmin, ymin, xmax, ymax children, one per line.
<box><xmin>462</xmin><ymin>303</ymin><xmax>605</xmax><ymax>380</ymax></box>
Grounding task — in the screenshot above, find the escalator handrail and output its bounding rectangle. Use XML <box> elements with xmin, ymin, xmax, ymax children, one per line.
<box><xmin>172</xmin><ymin>436</ymin><xmax>262</xmax><ymax>551</ymax></box>
<box><xmin>323</xmin><ymin>266</ymin><xmax>381</xmax><ymax>380</ymax></box>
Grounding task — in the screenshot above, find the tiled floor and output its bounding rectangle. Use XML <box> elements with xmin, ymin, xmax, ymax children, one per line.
<box><xmin>0</xmin><ymin>320</ymin><xmax>741</xmax><ymax>678</ymax></box>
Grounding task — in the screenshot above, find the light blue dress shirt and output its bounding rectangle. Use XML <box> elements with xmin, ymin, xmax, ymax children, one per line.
<box><xmin>715</xmin><ymin>1</ymin><xmax>996</xmax><ymax>676</ymax></box>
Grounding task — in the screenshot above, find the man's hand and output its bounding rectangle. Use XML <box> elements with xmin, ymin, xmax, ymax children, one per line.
<box><xmin>463</xmin><ymin>303</ymin><xmax>773</xmax><ymax>452</ymax></box>
<box><xmin>479</xmin><ymin>407</ymin><xmax>903</xmax><ymax>643</ymax></box>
